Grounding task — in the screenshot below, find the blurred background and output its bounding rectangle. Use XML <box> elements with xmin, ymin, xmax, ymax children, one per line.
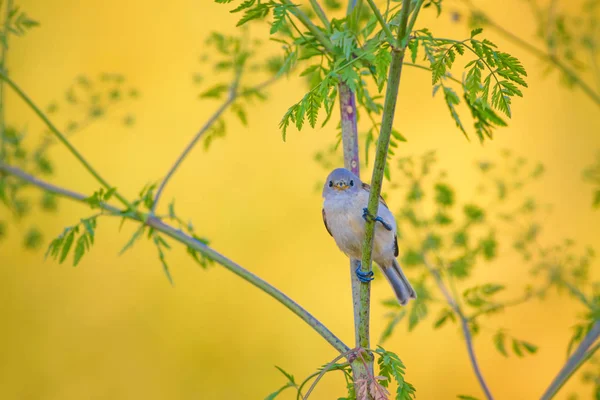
<box><xmin>1</xmin><ymin>0</ymin><xmax>600</xmax><ymax>398</ymax></box>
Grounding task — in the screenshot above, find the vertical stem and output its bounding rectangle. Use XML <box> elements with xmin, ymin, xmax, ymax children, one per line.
<box><xmin>0</xmin><ymin>0</ymin><xmax>12</xmax><ymax>162</ymax></box>
<box><xmin>339</xmin><ymin>82</ymin><xmax>366</xmax><ymax>348</ymax></box>
<box><xmin>340</xmin><ymin>0</ymin><xmax>372</xmax><ymax>394</ymax></box>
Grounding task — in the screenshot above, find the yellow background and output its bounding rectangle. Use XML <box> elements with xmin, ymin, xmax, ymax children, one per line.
<box><xmin>2</xmin><ymin>0</ymin><xmax>600</xmax><ymax>399</ymax></box>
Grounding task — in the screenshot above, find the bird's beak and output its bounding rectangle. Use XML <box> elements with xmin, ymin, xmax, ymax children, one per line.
<box><xmin>334</xmin><ymin>182</ymin><xmax>349</xmax><ymax>191</ymax></box>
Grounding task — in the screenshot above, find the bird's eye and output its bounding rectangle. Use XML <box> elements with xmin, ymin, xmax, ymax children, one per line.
<box><xmin>350</xmin><ymin>180</ymin><xmax>354</xmax><ymax>186</ymax></box>
<box><xmin>329</xmin><ymin>181</ymin><xmax>333</xmax><ymax>187</ymax></box>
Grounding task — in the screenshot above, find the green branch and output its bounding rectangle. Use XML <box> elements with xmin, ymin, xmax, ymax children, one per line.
<box><xmin>358</xmin><ymin>0</ymin><xmax>410</xmax><ymax>351</ymax></box>
<box><xmin>0</xmin><ymin>0</ymin><xmax>13</xmax><ymax>163</ymax></box>
<box><xmin>308</xmin><ymin>0</ymin><xmax>331</xmax><ymax>31</ymax></box>
<box><xmin>365</xmin><ymin>0</ymin><xmax>395</xmax><ymax>45</ymax></box>
<box><xmin>0</xmin><ymin>162</ymin><xmax>351</xmax><ymax>356</ymax></box>
<box><xmin>282</xmin><ymin>0</ymin><xmax>335</xmax><ymax>54</ymax></box>
<box><xmin>0</xmin><ymin>71</ymin><xmax>135</xmax><ymax>211</ymax></box>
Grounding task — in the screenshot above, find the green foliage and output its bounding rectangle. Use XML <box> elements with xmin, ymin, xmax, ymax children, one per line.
<box><xmin>376</xmin><ymin>346</ymin><xmax>416</xmax><ymax>400</ymax></box>
<box><xmin>380</xmin><ymin>149</ymin><xmax>598</xmax><ymax>382</ymax></box>
<box><xmin>45</xmin><ymin>215</ymin><xmax>97</xmax><ymax>267</ymax></box>
<box><xmin>584</xmin><ymin>152</ymin><xmax>600</xmax><ymax>208</ymax></box>
<box><xmin>0</xmin><ymin>4</ymin><xmax>39</xmax><ymax>47</ymax></box>
<box><xmin>194</xmin><ymin>31</ymin><xmax>278</xmax><ymax>148</ymax></box>
<box><xmin>414</xmin><ymin>28</ymin><xmax>526</xmax><ymax>141</ymax></box>
<box><xmin>264</xmin><ymin>366</ymin><xmax>298</xmax><ymax>400</ymax></box>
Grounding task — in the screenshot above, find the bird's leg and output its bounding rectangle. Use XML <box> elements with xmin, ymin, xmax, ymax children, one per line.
<box><xmin>355</xmin><ymin>265</ymin><xmax>374</xmax><ymax>283</ymax></box>
<box><xmin>362</xmin><ymin>208</ymin><xmax>393</xmax><ymax>231</ymax></box>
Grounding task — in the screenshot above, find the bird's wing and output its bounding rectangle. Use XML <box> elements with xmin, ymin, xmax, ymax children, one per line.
<box><xmin>361</xmin><ymin>182</ymin><xmax>389</xmax><ymax>207</ymax></box>
<box><xmin>322</xmin><ymin>208</ymin><xmax>333</xmax><ymax>237</ymax></box>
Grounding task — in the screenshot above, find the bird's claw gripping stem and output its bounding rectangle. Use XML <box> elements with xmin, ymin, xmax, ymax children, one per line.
<box><xmin>362</xmin><ymin>208</ymin><xmax>393</xmax><ymax>231</ymax></box>
<box><xmin>355</xmin><ymin>266</ymin><xmax>374</xmax><ymax>283</ymax></box>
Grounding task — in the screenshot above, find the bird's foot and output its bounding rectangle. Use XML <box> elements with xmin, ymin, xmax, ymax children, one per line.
<box><xmin>362</xmin><ymin>208</ymin><xmax>393</xmax><ymax>231</ymax></box>
<box><xmin>355</xmin><ymin>266</ymin><xmax>374</xmax><ymax>283</ymax></box>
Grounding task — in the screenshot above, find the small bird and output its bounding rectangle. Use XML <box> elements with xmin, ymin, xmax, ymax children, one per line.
<box><xmin>322</xmin><ymin>168</ymin><xmax>416</xmax><ymax>305</ymax></box>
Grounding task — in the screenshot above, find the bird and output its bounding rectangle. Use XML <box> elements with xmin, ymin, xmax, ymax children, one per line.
<box><xmin>321</xmin><ymin>167</ymin><xmax>416</xmax><ymax>305</ymax></box>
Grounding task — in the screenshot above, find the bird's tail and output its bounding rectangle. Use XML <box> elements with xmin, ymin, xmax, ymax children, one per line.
<box><xmin>381</xmin><ymin>259</ymin><xmax>417</xmax><ymax>305</ymax></box>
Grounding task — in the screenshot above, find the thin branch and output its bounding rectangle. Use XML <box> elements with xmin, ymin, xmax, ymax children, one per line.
<box><xmin>541</xmin><ymin>321</ymin><xmax>600</xmax><ymax>400</ymax></box>
<box><xmin>404</xmin><ymin>62</ymin><xmax>462</xmax><ymax>84</ymax></box>
<box><xmin>308</xmin><ymin>0</ymin><xmax>331</xmax><ymax>31</ymax></box>
<box><xmin>0</xmin><ymin>0</ymin><xmax>12</xmax><ymax>163</ymax></box>
<box><xmin>467</xmin><ymin>282</ymin><xmax>552</xmax><ymax>321</ymax></box>
<box><xmin>304</xmin><ymin>348</ymin><xmax>356</xmax><ymax>399</ymax></box>
<box><xmin>405</xmin><ymin>0</ymin><xmax>424</xmax><ymax>35</ymax></box>
<box><xmin>0</xmin><ymin>162</ymin><xmax>351</xmax><ymax>356</ymax></box>
<box><xmin>423</xmin><ymin>255</ymin><xmax>494</xmax><ymax>400</ymax></box>
<box><xmin>0</xmin><ymin>71</ymin><xmax>135</xmax><ymax>211</ymax></box>
<box><xmin>282</xmin><ymin>0</ymin><xmax>336</xmax><ymax>54</ymax></box>
<box><xmin>461</xmin><ymin>0</ymin><xmax>600</xmax><ymax>107</ymax></box>
<box><xmin>365</xmin><ymin>0</ymin><xmax>395</xmax><ymax>45</ymax></box>
<box><xmin>151</xmin><ymin>72</ymin><xmax>279</xmax><ymax>213</ymax></box>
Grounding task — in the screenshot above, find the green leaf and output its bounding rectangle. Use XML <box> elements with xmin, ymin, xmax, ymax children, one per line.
<box><xmin>380</xmin><ymin>309</ymin><xmax>406</xmax><ymax>343</ymax></box>
<box><xmin>493</xmin><ymin>330</ymin><xmax>508</xmax><ymax>356</ymax></box>
<box><xmin>59</xmin><ymin>229</ymin><xmax>75</xmax><ymax>263</ymax></box>
<box><xmin>512</xmin><ymin>338</ymin><xmax>524</xmax><ymax>357</ymax></box>
<box><xmin>464</xmin><ymin>204</ymin><xmax>485</xmax><ymax>222</ymax></box>
<box><xmin>270</xmin><ymin>4</ymin><xmax>289</xmax><ymax>34</ymax></box>
<box><xmin>434</xmin><ymin>183</ymin><xmax>454</xmax><ymax>206</ymax></box>
<box><xmin>521</xmin><ymin>341</ymin><xmax>538</xmax><ymax>354</ymax></box>
<box><xmin>470</xmin><ymin>28</ymin><xmax>483</xmax><ymax>38</ymax></box>
<box><xmin>433</xmin><ymin>308</ymin><xmax>455</xmax><ymax>329</ymax></box>
<box><xmin>199</xmin><ymin>84</ymin><xmax>229</xmax><ymax>99</ymax></box>
<box><xmin>120</xmin><ymin>225</ymin><xmax>145</xmax><ymax>255</ymax></box>
<box><xmin>73</xmin><ymin>235</ymin><xmax>87</xmax><ymax>266</ymax></box>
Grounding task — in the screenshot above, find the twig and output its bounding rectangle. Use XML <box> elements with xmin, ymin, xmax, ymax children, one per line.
<box><xmin>151</xmin><ymin>72</ymin><xmax>278</xmax><ymax>213</ymax></box>
<box><xmin>304</xmin><ymin>348</ymin><xmax>356</xmax><ymax>399</ymax></box>
<box><xmin>423</xmin><ymin>255</ymin><xmax>494</xmax><ymax>400</ymax></box>
<box><xmin>365</xmin><ymin>0</ymin><xmax>396</xmax><ymax>46</ymax></box>
<box><xmin>0</xmin><ymin>71</ymin><xmax>135</xmax><ymax>211</ymax></box>
<box><xmin>541</xmin><ymin>321</ymin><xmax>600</xmax><ymax>400</ymax></box>
<box><xmin>0</xmin><ymin>0</ymin><xmax>12</xmax><ymax>163</ymax></box>
<box><xmin>461</xmin><ymin>0</ymin><xmax>600</xmax><ymax>107</ymax></box>
<box><xmin>308</xmin><ymin>0</ymin><xmax>331</xmax><ymax>31</ymax></box>
<box><xmin>0</xmin><ymin>162</ymin><xmax>351</xmax><ymax>356</ymax></box>
<box><xmin>403</xmin><ymin>62</ymin><xmax>462</xmax><ymax>84</ymax></box>
<box><xmin>405</xmin><ymin>0</ymin><xmax>424</xmax><ymax>35</ymax></box>
<box><xmin>467</xmin><ymin>282</ymin><xmax>552</xmax><ymax>321</ymax></box>
<box><xmin>282</xmin><ymin>0</ymin><xmax>335</xmax><ymax>54</ymax></box>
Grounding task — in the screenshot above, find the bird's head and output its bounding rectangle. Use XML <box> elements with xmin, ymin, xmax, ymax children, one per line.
<box><xmin>322</xmin><ymin>168</ymin><xmax>361</xmax><ymax>197</ymax></box>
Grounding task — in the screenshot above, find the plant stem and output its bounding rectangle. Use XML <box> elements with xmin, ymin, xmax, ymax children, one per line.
<box><xmin>340</xmin><ymin>0</ymin><xmax>373</xmax><ymax>392</ymax></box>
<box><xmin>151</xmin><ymin>72</ymin><xmax>278</xmax><ymax>213</ymax></box>
<box><xmin>424</xmin><ymin>255</ymin><xmax>494</xmax><ymax>400</ymax></box>
<box><xmin>283</xmin><ymin>0</ymin><xmax>335</xmax><ymax>54</ymax></box>
<box><xmin>365</xmin><ymin>0</ymin><xmax>395</xmax><ymax>45</ymax></box>
<box><xmin>462</xmin><ymin>0</ymin><xmax>600</xmax><ymax>107</ymax></box>
<box><xmin>338</xmin><ymin>82</ymin><xmax>366</xmax><ymax>345</ymax></box>
<box><xmin>358</xmin><ymin>0</ymin><xmax>409</xmax><ymax>348</ymax></box>
<box><xmin>0</xmin><ymin>0</ymin><xmax>12</xmax><ymax>163</ymax></box>
<box><xmin>308</xmin><ymin>0</ymin><xmax>331</xmax><ymax>31</ymax></box>
<box><xmin>541</xmin><ymin>321</ymin><xmax>600</xmax><ymax>400</ymax></box>
<box><xmin>0</xmin><ymin>71</ymin><xmax>135</xmax><ymax>211</ymax></box>
<box><xmin>405</xmin><ymin>0</ymin><xmax>424</xmax><ymax>34</ymax></box>
<box><xmin>404</xmin><ymin>62</ymin><xmax>462</xmax><ymax>84</ymax></box>
<box><xmin>0</xmin><ymin>161</ymin><xmax>351</xmax><ymax>355</ymax></box>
